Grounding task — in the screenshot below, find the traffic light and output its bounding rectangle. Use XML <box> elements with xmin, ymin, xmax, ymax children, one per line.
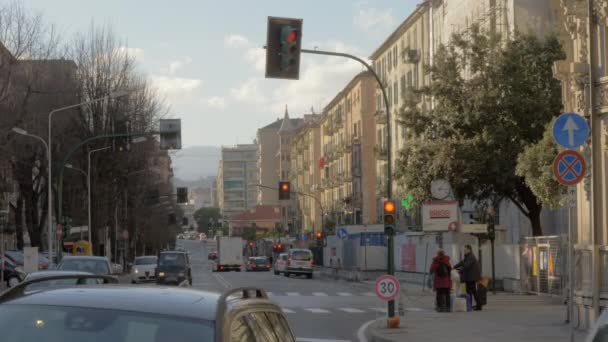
<box><xmin>315</xmin><ymin>231</ymin><xmax>324</xmax><ymax>246</ymax></box>
<box><xmin>487</xmin><ymin>217</ymin><xmax>496</xmax><ymax>241</ymax></box>
<box><xmin>265</xmin><ymin>17</ymin><xmax>303</xmax><ymax>80</ymax></box>
<box><xmin>278</xmin><ymin>181</ymin><xmax>291</xmax><ymax>200</ymax></box>
<box><xmin>249</xmin><ymin>241</ymin><xmax>254</xmax><ymax>247</ymax></box>
<box><xmin>177</xmin><ymin>187</ymin><xmax>188</xmax><ymax>204</ymax></box>
<box><xmin>160</xmin><ymin>119</ymin><xmax>182</xmax><ymax>150</ymax></box>
<box><xmin>383</xmin><ymin>200</ymin><xmax>396</xmax><ymax>236</ymax></box>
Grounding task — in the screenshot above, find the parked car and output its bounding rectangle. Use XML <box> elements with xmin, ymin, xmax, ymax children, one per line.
<box><xmin>22</xmin><ymin>271</ymin><xmax>115</xmax><ymax>292</ymax></box>
<box><xmin>4</xmin><ymin>250</ymin><xmax>49</xmax><ymax>270</ymax></box>
<box><xmin>57</xmin><ymin>256</ymin><xmax>113</xmax><ymax>275</ymax></box>
<box><xmin>246</xmin><ymin>257</ymin><xmax>271</xmax><ymax>272</ymax></box>
<box><xmin>283</xmin><ymin>249</ymin><xmax>314</xmax><ymax>279</ymax></box>
<box><xmin>586</xmin><ymin>307</ymin><xmax>608</xmax><ymax>341</ymax></box>
<box><xmin>208</xmin><ymin>251</ymin><xmax>217</xmax><ymax>260</ymax></box>
<box><xmin>130</xmin><ymin>256</ymin><xmax>158</xmax><ymax>284</ymax></box>
<box><xmin>0</xmin><ymin>279</ymin><xmax>295</xmax><ymax>341</ymax></box>
<box><xmin>2</xmin><ymin>258</ymin><xmax>25</xmax><ymax>288</ymax></box>
<box><xmin>273</xmin><ymin>253</ymin><xmax>288</xmax><ymax>275</ymax></box>
<box><xmin>156</xmin><ymin>251</ymin><xmax>192</xmax><ymax>286</ymax></box>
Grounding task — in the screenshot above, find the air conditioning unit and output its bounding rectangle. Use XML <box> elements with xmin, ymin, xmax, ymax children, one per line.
<box><xmin>403</xmin><ymin>48</ymin><xmax>420</xmax><ymax>64</ymax></box>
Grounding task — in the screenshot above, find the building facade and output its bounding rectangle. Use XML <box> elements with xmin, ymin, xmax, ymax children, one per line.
<box><xmin>318</xmin><ymin>71</ymin><xmax>378</xmax><ymax>227</ymax></box>
<box><xmin>551</xmin><ymin>0</ymin><xmax>608</xmax><ymax>329</ymax></box>
<box><xmin>216</xmin><ymin>144</ymin><xmax>259</xmax><ymax>218</ymax></box>
<box><xmin>256</xmin><ymin>118</ymin><xmax>283</xmax><ymax>206</ymax></box>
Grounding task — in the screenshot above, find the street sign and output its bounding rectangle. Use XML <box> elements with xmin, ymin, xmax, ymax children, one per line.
<box><xmin>300</xmin><ymin>233</ymin><xmax>308</xmax><ymax>241</ymax></box>
<box><xmin>552</xmin><ymin>112</ymin><xmax>589</xmax><ymax>149</ymax></box>
<box><xmin>375</xmin><ymin>274</ymin><xmax>401</xmax><ymax>301</ymax></box>
<box><xmin>568</xmin><ymin>186</ymin><xmax>577</xmax><ymax>208</ymax></box>
<box><xmin>553</xmin><ymin>150</ymin><xmax>586</xmax><ymax>186</ymax></box>
<box><xmin>337</xmin><ymin>228</ymin><xmax>348</xmax><ymax>240</ymax></box>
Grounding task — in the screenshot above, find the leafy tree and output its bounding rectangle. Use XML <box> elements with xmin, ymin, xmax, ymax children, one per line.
<box><xmin>396</xmin><ymin>25</ymin><xmax>565</xmax><ymax>236</ymax></box>
<box><xmin>242</xmin><ymin>225</ymin><xmax>257</xmax><ymax>241</ymax></box>
<box><xmin>193</xmin><ymin>207</ymin><xmax>221</xmax><ymax>234</ymax></box>
<box><xmin>516</xmin><ymin>119</ymin><xmax>565</xmax><ymax>209</ymax></box>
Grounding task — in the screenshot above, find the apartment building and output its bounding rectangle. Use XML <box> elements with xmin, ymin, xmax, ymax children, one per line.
<box><xmin>316</xmin><ymin>71</ymin><xmax>378</xmax><ymax>227</ymax></box>
<box><xmin>370</xmin><ymin>3</ymin><xmax>431</xmax><ymax>225</ymax></box>
<box><xmin>289</xmin><ymin>114</ymin><xmax>322</xmax><ymax>234</ymax></box>
<box><xmin>216</xmin><ymin>144</ymin><xmax>259</xmax><ymax>218</ymax></box>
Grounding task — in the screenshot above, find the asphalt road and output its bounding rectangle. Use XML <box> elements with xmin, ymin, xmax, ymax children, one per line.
<box><xmin>176</xmin><ymin>239</ymin><xmax>391</xmax><ymax>342</ymax></box>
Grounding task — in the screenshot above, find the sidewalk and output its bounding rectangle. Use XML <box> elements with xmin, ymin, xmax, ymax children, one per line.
<box><xmin>365</xmin><ymin>291</ymin><xmax>588</xmax><ymax>342</ymax></box>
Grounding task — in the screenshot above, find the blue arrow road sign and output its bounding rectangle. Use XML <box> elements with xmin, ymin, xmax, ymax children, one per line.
<box><xmin>553</xmin><ymin>112</ymin><xmax>589</xmax><ymax>149</ymax></box>
<box><xmin>337</xmin><ymin>228</ymin><xmax>348</xmax><ymax>240</ymax></box>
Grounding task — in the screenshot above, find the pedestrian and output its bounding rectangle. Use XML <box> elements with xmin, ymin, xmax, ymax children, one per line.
<box><xmin>454</xmin><ymin>245</ymin><xmax>483</xmax><ymax>311</ymax></box>
<box><xmin>430</xmin><ymin>249</ymin><xmax>452</xmax><ymax>312</ymax></box>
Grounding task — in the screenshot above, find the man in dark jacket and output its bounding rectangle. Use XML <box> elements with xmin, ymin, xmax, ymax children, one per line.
<box><xmin>454</xmin><ymin>245</ymin><xmax>482</xmax><ymax>311</ymax></box>
<box><xmin>430</xmin><ymin>249</ymin><xmax>452</xmax><ymax>312</ymax></box>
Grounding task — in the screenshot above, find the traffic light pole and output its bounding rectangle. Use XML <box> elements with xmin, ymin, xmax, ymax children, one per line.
<box><xmin>300</xmin><ymin>48</ymin><xmax>395</xmax><ymax>320</ymax></box>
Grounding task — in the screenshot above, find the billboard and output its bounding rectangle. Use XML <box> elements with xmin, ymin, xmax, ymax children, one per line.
<box><xmin>422</xmin><ymin>201</ymin><xmax>459</xmax><ymax>232</ymax></box>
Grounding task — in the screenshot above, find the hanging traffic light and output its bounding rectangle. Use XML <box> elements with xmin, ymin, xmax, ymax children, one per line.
<box><xmin>278</xmin><ymin>181</ymin><xmax>291</xmax><ymax>200</ymax></box>
<box><xmin>177</xmin><ymin>187</ymin><xmax>188</xmax><ymax>204</ymax></box>
<box><xmin>265</xmin><ymin>17</ymin><xmax>303</xmax><ymax>80</ymax></box>
<box><xmin>383</xmin><ymin>200</ymin><xmax>396</xmax><ymax>236</ymax></box>
<box><xmin>160</xmin><ymin>119</ymin><xmax>182</xmax><ymax>150</ymax></box>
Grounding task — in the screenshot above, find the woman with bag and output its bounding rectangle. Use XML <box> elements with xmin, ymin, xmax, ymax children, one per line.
<box><xmin>430</xmin><ymin>249</ymin><xmax>452</xmax><ymax>312</ymax></box>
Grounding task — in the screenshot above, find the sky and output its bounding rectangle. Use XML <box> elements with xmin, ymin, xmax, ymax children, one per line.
<box><xmin>22</xmin><ymin>0</ymin><xmax>419</xmax><ymax>148</ymax></box>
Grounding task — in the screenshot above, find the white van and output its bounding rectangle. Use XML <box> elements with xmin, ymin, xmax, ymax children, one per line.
<box><xmin>283</xmin><ymin>249</ymin><xmax>313</xmax><ymax>279</ymax></box>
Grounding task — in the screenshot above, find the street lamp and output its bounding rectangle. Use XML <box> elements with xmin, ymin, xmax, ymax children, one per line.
<box><xmin>10</xmin><ymin>127</ymin><xmax>51</xmax><ymax>261</ymax></box>
<box><xmin>48</xmin><ymin>89</ymin><xmax>132</xmax><ymax>264</ymax></box>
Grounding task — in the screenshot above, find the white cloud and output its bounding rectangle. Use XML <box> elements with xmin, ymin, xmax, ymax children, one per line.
<box><xmin>244</xmin><ymin>47</ymin><xmax>266</xmax><ymax>72</ymax></box>
<box><xmin>206</xmin><ymin>96</ymin><xmax>226</xmax><ymax>110</ymax></box>
<box><xmin>115</xmin><ymin>46</ymin><xmax>145</xmax><ymax>60</ymax></box>
<box><xmin>150</xmin><ymin>76</ymin><xmax>202</xmax><ymax>98</ymax></box>
<box><xmin>224</xmin><ymin>34</ymin><xmax>250</xmax><ymax>48</ymax></box>
<box><xmin>229</xmin><ymin>78</ymin><xmax>266</xmax><ymax>104</ymax></box>
<box><xmin>353</xmin><ymin>3</ymin><xmax>396</xmax><ymax>32</ymax></box>
<box><xmin>162</xmin><ymin>56</ymin><xmax>193</xmax><ymax>75</ymax></box>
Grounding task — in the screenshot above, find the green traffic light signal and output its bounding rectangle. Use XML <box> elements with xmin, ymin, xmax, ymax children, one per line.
<box><xmin>401</xmin><ymin>195</ymin><xmax>414</xmax><ymax>210</ymax></box>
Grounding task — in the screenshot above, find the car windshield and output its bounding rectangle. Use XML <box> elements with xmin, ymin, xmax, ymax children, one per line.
<box><xmin>5</xmin><ymin>251</ymin><xmax>24</xmax><ymax>264</ymax></box>
<box><xmin>59</xmin><ymin>259</ymin><xmax>109</xmax><ymax>275</ymax></box>
<box><xmin>254</xmin><ymin>258</ymin><xmax>268</xmax><ymax>265</ymax></box>
<box><xmin>158</xmin><ymin>254</ymin><xmax>186</xmax><ymax>268</ymax></box>
<box><xmin>0</xmin><ymin>304</ymin><xmax>214</xmax><ymax>342</ymax></box>
<box><xmin>135</xmin><ymin>257</ymin><xmax>157</xmax><ymax>265</ymax></box>
<box><xmin>291</xmin><ymin>251</ymin><xmax>312</xmax><ymax>261</ymax></box>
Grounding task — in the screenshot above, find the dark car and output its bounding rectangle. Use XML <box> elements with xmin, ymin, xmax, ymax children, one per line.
<box><xmin>208</xmin><ymin>251</ymin><xmax>217</xmax><ymax>260</ymax></box>
<box><xmin>156</xmin><ymin>251</ymin><xmax>192</xmax><ymax>286</ymax></box>
<box><xmin>246</xmin><ymin>257</ymin><xmax>271</xmax><ymax>272</ymax></box>
<box><xmin>2</xmin><ymin>259</ymin><xmax>25</xmax><ymax>288</ymax></box>
<box><xmin>0</xmin><ymin>278</ymin><xmax>295</xmax><ymax>341</ymax></box>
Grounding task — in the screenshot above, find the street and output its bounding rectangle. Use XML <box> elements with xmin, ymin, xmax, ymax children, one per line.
<box><xmin>178</xmin><ymin>239</ymin><xmax>392</xmax><ymax>342</ymax></box>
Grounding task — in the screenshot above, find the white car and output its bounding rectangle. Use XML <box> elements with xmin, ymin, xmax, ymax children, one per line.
<box><xmin>130</xmin><ymin>256</ymin><xmax>158</xmax><ymax>284</ymax></box>
<box><xmin>273</xmin><ymin>253</ymin><xmax>288</xmax><ymax>275</ymax></box>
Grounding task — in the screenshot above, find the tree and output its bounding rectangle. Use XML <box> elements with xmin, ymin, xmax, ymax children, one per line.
<box><xmin>516</xmin><ymin>119</ymin><xmax>566</xmax><ymax>209</ymax></box>
<box><xmin>193</xmin><ymin>207</ymin><xmax>221</xmax><ymax>234</ymax></box>
<box><xmin>242</xmin><ymin>225</ymin><xmax>257</xmax><ymax>241</ymax></box>
<box><xmin>396</xmin><ymin>25</ymin><xmax>565</xmax><ymax>236</ymax></box>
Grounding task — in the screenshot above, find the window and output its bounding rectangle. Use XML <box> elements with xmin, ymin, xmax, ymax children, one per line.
<box><xmin>394</xmin><ymin>81</ymin><xmax>398</xmax><ymax>105</ymax></box>
<box><xmin>407</xmin><ymin>71</ymin><xmax>413</xmax><ymax>88</ymax></box>
<box><xmin>401</xmin><ymin>75</ymin><xmax>406</xmax><ymax>99</ymax></box>
<box><xmin>387</xmin><ymin>51</ymin><xmax>392</xmax><ymax>71</ymax></box>
<box><xmin>393</xmin><ymin>46</ymin><xmax>398</xmax><ymax>67</ymax></box>
<box><xmin>413</xmin><ymin>64</ymin><xmax>419</xmax><ymax>89</ymax></box>
<box><xmin>388</xmin><ymin>85</ymin><xmax>392</xmax><ymax>105</ymax></box>
<box><xmin>413</xmin><ymin>27</ymin><xmax>417</xmax><ymax>48</ymax></box>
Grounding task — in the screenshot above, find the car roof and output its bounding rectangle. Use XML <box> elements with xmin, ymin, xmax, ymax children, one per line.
<box><xmin>3</xmin><ymin>286</ymin><xmax>220</xmax><ymax>321</ymax></box>
<box><xmin>135</xmin><ymin>255</ymin><xmax>157</xmax><ymax>259</ymax></box>
<box><xmin>60</xmin><ymin>256</ymin><xmax>109</xmax><ymax>262</ymax></box>
<box><xmin>25</xmin><ymin>271</ymin><xmax>92</xmax><ymax>280</ymax></box>
<box><xmin>289</xmin><ymin>248</ymin><xmax>312</xmax><ymax>252</ymax></box>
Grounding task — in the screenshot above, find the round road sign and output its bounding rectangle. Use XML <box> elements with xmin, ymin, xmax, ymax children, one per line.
<box><xmin>553</xmin><ymin>150</ymin><xmax>586</xmax><ymax>186</ymax></box>
<box><xmin>375</xmin><ymin>274</ymin><xmax>401</xmax><ymax>301</ymax></box>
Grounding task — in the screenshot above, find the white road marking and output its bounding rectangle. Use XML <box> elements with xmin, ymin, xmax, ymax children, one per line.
<box><xmin>337</xmin><ymin>292</ymin><xmax>352</xmax><ymax>296</ymax></box>
<box><xmin>296</xmin><ymin>338</ymin><xmax>351</xmax><ymax>342</ymax></box>
<box><xmin>362</xmin><ymin>292</ymin><xmax>376</xmax><ymax>296</ymax></box>
<box><xmin>286</xmin><ymin>292</ymin><xmax>301</xmax><ymax>296</ymax></box>
<box><xmin>266</xmin><ymin>291</ymin><xmax>275</xmax><ymax>296</ymax></box>
<box><xmin>312</xmin><ymin>292</ymin><xmax>328</xmax><ymax>296</ymax></box>
<box><xmin>356</xmin><ymin>319</ymin><xmax>376</xmax><ymax>342</ymax></box>
<box><xmin>338</xmin><ymin>308</ymin><xmax>365</xmax><ymax>313</ymax></box>
<box><xmin>304</xmin><ymin>308</ymin><xmax>330</xmax><ymax>313</ymax></box>
<box><xmin>282</xmin><ymin>308</ymin><xmax>296</xmax><ymax>314</ymax></box>
<box><xmin>371</xmin><ymin>307</ymin><xmax>387</xmax><ymax>313</ymax></box>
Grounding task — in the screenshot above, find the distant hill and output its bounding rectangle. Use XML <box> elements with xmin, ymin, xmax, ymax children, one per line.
<box><xmin>170</xmin><ymin>146</ymin><xmax>221</xmax><ymax>181</ymax></box>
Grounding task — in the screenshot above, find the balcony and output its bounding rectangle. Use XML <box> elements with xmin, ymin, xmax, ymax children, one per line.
<box><xmin>375</xmin><ymin>144</ymin><xmax>388</xmax><ymax>160</ymax></box>
<box><xmin>375</xmin><ymin>109</ymin><xmax>388</xmax><ymax>124</ymax></box>
<box><xmin>324</xmin><ymin>124</ymin><xmax>334</xmax><ymax>136</ymax></box>
<box><xmin>334</xmin><ymin>115</ymin><xmax>343</xmax><ymax>129</ymax></box>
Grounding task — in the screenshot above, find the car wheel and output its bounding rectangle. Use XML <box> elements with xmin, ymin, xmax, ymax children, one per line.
<box><xmin>189</xmin><ymin>277</ymin><xmax>193</xmax><ymax>286</ymax></box>
<box><xmin>274</xmin><ymin>270</ymin><xmax>279</xmax><ymax>275</ymax></box>
<box><xmin>7</xmin><ymin>276</ymin><xmax>20</xmax><ymax>288</ymax></box>
<box><xmin>284</xmin><ymin>272</ymin><xmax>290</xmax><ymax>278</ymax></box>
<box><xmin>131</xmin><ymin>280</ymin><xmax>137</xmax><ymax>284</ymax></box>
<box><xmin>307</xmin><ymin>273</ymin><xmax>313</xmax><ymax>279</ymax></box>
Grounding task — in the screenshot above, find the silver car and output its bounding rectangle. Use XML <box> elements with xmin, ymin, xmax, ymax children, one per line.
<box><xmin>130</xmin><ymin>256</ymin><xmax>158</xmax><ymax>284</ymax></box>
<box><xmin>57</xmin><ymin>256</ymin><xmax>113</xmax><ymax>275</ymax></box>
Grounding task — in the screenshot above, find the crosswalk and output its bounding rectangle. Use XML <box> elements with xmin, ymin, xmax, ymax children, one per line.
<box><xmin>266</xmin><ymin>291</ymin><xmax>376</xmax><ymax>297</ymax></box>
<box><xmin>281</xmin><ymin>307</ymin><xmax>426</xmax><ymax>314</ymax></box>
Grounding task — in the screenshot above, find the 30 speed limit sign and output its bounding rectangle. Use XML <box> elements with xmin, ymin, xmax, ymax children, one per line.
<box><xmin>375</xmin><ymin>275</ymin><xmax>401</xmax><ymax>301</ymax></box>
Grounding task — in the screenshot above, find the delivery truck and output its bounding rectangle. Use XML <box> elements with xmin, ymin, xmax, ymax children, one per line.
<box><xmin>212</xmin><ymin>236</ymin><xmax>243</xmax><ymax>272</ymax></box>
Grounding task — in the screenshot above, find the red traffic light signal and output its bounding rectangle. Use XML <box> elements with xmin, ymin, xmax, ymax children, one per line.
<box><xmin>278</xmin><ymin>181</ymin><xmax>291</xmax><ymax>200</ymax></box>
<box><xmin>265</xmin><ymin>17</ymin><xmax>303</xmax><ymax>80</ymax></box>
<box><xmin>316</xmin><ymin>232</ymin><xmax>322</xmax><ymax>239</ymax></box>
<box><xmin>249</xmin><ymin>241</ymin><xmax>254</xmax><ymax>247</ymax></box>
